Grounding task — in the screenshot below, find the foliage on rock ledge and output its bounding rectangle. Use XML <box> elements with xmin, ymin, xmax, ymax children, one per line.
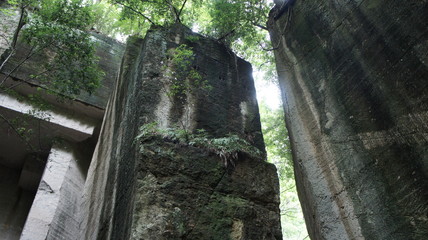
<box><xmin>136</xmin><ymin>122</ymin><xmax>263</xmax><ymax>167</ymax></box>
<box><xmin>1</xmin><ymin>0</ymin><xmax>104</xmax><ymax>96</ymax></box>
<box><xmin>164</xmin><ymin>43</ymin><xmax>211</xmax><ymax>99</ymax></box>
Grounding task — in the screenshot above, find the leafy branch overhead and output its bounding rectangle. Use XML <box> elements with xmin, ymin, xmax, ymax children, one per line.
<box><xmin>0</xmin><ymin>0</ymin><xmax>104</xmax><ymax>155</ymax></box>
<box><xmin>93</xmin><ymin>0</ymin><xmax>276</xmax><ymax>79</ymax></box>
<box><xmin>2</xmin><ymin>0</ymin><xmax>104</xmax><ymax>96</ymax></box>
<box><xmin>110</xmin><ymin>0</ymin><xmax>193</xmax><ymax>27</ymax></box>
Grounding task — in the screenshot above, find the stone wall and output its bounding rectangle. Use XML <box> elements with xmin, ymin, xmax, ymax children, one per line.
<box><xmin>268</xmin><ymin>1</ymin><xmax>428</xmax><ymax>239</ymax></box>
<box><xmin>79</xmin><ymin>24</ymin><xmax>282</xmax><ymax>240</ymax></box>
<box><xmin>1</xmin><ymin>5</ymin><xmax>281</xmax><ymax>239</ymax></box>
<box><xmin>0</xmin><ymin>5</ymin><xmax>19</xmax><ymax>58</ymax></box>
<box><xmin>0</xmin><ymin>5</ymin><xmax>124</xmax><ymax>240</ymax></box>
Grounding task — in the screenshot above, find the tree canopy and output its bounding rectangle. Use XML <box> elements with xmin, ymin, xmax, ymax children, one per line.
<box><xmin>89</xmin><ymin>0</ymin><xmax>277</xmax><ymax>78</ymax></box>
<box><xmin>1</xmin><ymin>0</ymin><xmax>103</xmax><ymax>95</ymax></box>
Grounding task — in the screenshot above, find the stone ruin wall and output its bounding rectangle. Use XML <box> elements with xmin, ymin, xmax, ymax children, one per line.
<box><xmin>3</xmin><ymin>0</ymin><xmax>428</xmax><ymax>239</ymax></box>
<box><xmin>79</xmin><ymin>25</ymin><xmax>281</xmax><ymax>240</ymax></box>
<box><xmin>268</xmin><ymin>0</ymin><xmax>428</xmax><ymax>239</ymax></box>
<box><xmin>1</xmin><ymin>7</ymin><xmax>282</xmax><ymax>239</ymax></box>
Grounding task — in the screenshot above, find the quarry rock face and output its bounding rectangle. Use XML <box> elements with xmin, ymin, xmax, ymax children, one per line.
<box><xmin>1</xmin><ymin>6</ymin><xmax>281</xmax><ymax>238</ymax></box>
<box><xmin>79</xmin><ymin>25</ymin><xmax>282</xmax><ymax>239</ymax></box>
<box><xmin>268</xmin><ymin>1</ymin><xmax>428</xmax><ymax>239</ymax></box>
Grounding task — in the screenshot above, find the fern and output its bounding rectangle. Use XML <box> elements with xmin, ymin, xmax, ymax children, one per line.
<box><xmin>136</xmin><ymin>123</ymin><xmax>262</xmax><ymax>167</ymax></box>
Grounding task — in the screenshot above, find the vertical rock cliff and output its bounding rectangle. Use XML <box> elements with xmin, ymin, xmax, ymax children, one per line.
<box><xmin>268</xmin><ymin>1</ymin><xmax>428</xmax><ymax>239</ymax></box>
<box><xmin>79</xmin><ymin>25</ymin><xmax>282</xmax><ymax>240</ymax></box>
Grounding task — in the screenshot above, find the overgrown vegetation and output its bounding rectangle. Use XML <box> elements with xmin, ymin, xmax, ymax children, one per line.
<box><xmin>88</xmin><ymin>0</ymin><xmax>277</xmax><ymax>80</ymax></box>
<box><xmin>0</xmin><ymin>0</ymin><xmax>104</xmax><ymax>154</ymax></box>
<box><xmin>136</xmin><ymin>122</ymin><xmax>263</xmax><ymax>167</ymax></box>
<box><xmin>1</xmin><ymin>0</ymin><xmax>103</xmax><ymax>95</ymax></box>
<box><xmin>160</xmin><ymin>42</ymin><xmax>211</xmax><ymax>132</ymax></box>
<box><xmin>164</xmin><ymin>43</ymin><xmax>210</xmax><ymax>99</ymax></box>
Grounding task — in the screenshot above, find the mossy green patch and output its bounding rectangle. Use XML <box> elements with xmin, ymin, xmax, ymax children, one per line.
<box><xmin>188</xmin><ymin>193</ymin><xmax>250</xmax><ymax>240</ymax></box>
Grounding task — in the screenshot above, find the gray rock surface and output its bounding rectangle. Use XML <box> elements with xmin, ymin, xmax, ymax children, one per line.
<box><xmin>0</xmin><ymin>6</ymin><xmax>124</xmax><ymax>240</ymax></box>
<box><xmin>21</xmin><ymin>141</ymin><xmax>92</xmax><ymax>240</ymax></box>
<box><xmin>79</xmin><ymin>24</ymin><xmax>281</xmax><ymax>239</ymax></box>
<box><xmin>268</xmin><ymin>1</ymin><xmax>428</xmax><ymax>239</ymax></box>
<box><xmin>0</xmin><ymin>5</ymin><xmax>19</xmax><ymax>58</ymax></box>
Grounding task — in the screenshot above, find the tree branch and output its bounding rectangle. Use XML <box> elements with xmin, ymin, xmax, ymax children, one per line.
<box><xmin>0</xmin><ymin>48</ymin><xmax>15</xmax><ymax>73</ymax></box>
<box><xmin>113</xmin><ymin>1</ymin><xmax>156</xmax><ymax>25</ymax></box>
<box><xmin>171</xmin><ymin>6</ymin><xmax>180</xmax><ymax>23</ymax></box>
<box><xmin>164</xmin><ymin>0</ymin><xmax>181</xmax><ymax>23</ymax></box>
<box><xmin>11</xmin><ymin>6</ymin><xmax>27</xmax><ymax>49</ymax></box>
<box><xmin>258</xmin><ymin>41</ymin><xmax>278</xmax><ymax>51</ymax></box>
<box><xmin>0</xmin><ymin>4</ymin><xmax>27</xmax><ymax>75</ymax></box>
<box><xmin>217</xmin><ymin>29</ymin><xmax>235</xmax><ymax>42</ymax></box>
<box><xmin>252</xmin><ymin>22</ymin><xmax>268</xmax><ymax>31</ymax></box>
<box><xmin>177</xmin><ymin>0</ymin><xmax>188</xmax><ymax>21</ymax></box>
<box><xmin>266</xmin><ymin>7</ymin><xmax>293</xmax><ymax>51</ymax></box>
<box><xmin>1</xmin><ymin>37</ymin><xmax>57</xmax><ymax>90</ymax></box>
<box><xmin>1</xmin><ymin>45</ymin><xmax>37</xmax><ymax>86</ymax></box>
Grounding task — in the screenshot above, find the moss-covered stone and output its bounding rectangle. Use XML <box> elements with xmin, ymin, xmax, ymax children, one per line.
<box><xmin>79</xmin><ymin>24</ymin><xmax>281</xmax><ymax>239</ymax></box>
<box><xmin>133</xmin><ymin>138</ymin><xmax>281</xmax><ymax>239</ymax></box>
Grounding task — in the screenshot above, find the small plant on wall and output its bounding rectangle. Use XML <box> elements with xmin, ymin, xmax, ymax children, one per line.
<box><xmin>136</xmin><ymin>123</ymin><xmax>262</xmax><ymax>167</ymax></box>
<box><xmin>159</xmin><ymin>42</ymin><xmax>212</xmax><ymax>135</ymax></box>
<box><xmin>138</xmin><ymin>40</ymin><xmax>263</xmax><ymax>167</ymax></box>
<box><xmin>164</xmin><ymin>43</ymin><xmax>211</xmax><ymax>100</ymax></box>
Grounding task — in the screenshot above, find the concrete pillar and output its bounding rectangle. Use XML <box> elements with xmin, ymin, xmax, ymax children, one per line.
<box><xmin>21</xmin><ymin>141</ymin><xmax>89</xmax><ymax>240</ymax></box>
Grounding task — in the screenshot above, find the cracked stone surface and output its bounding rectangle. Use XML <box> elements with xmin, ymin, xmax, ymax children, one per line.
<box><xmin>132</xmin><ymin>139</ymin><xmax>280</xmax><ymax>240</ymax></box>
<box><xmin>268</xmin><ymin>0</ymin><xmax>428</xmax><ymax>239</ymax></box>
<box><xmin>79</xmin><ymin>24</ymin><xmax>281</xmax><ymax>239</ymax></box>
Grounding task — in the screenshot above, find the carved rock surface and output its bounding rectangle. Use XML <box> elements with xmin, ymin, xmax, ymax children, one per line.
<box><xmin>79</xmin><ymin>25</ymin><xmax>281</xmax><ymax>239</ymax></box>
<box><xmin>268</xmin><ymin>1</ymin><xmax>428</xmax><ymax>239</ymax></box>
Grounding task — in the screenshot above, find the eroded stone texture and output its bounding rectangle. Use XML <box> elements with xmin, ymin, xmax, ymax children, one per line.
<box><xmin>79</xmin><ymin>24</ymin><xmax>281</xmax><ymax>239</ymax></box>
<box><xmin>268</xmin><ymin>1</ymin><xmax>428</xmax><ymax>239</ymax></box>
<box><xmin>132</xmin><ymin>140</ymin><xmax>280</xmax><ymax>240</ymax></box>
